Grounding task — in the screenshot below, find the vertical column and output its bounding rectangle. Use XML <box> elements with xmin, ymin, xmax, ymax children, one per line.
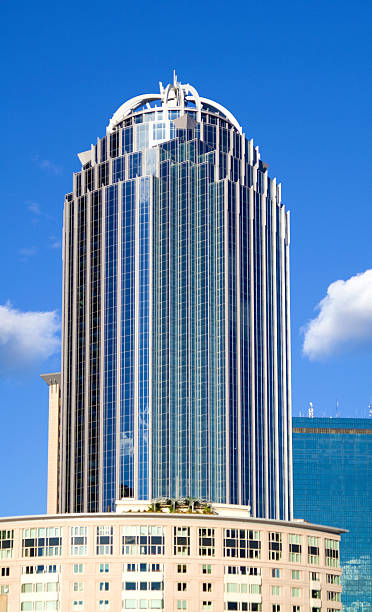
<box><xmin>99</xmin><ymin>187</ymin><xmax>106</xmax><ymax>511</ymax></box>
<box><xmin>41</xmin><ymin>374</ymin><xmax>61</xmax><ymax>514</ymax></box>
<box><xmin>115</xmin><ymin>183</ymin><xmax>122</xmax><ymax>504</ymax></box>
<box><xmin>83</xmin><ymin>194</ymin><xmax>91</xmax><ymax>512</ymax></box>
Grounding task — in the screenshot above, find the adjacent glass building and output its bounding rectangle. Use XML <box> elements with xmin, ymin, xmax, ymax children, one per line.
<box><xmin>59</xmin><ymin>76</ymin><xmax>292</xmax><ymax>519</ymax></box>
<box><xmin>293</xmin><ymin>417</ymin><xmax>372</xmax><ymax>611</ymax></box>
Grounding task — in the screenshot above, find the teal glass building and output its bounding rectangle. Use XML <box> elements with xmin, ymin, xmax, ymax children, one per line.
<box><xmin>293</xmin><ymin>417</ymin><xmax>372</xmax><ymax>611</ymax></box>
<box><xmin>60</xmin><ymin>76</ymin><xmax>292</xmax><ymax>519</ymax></box>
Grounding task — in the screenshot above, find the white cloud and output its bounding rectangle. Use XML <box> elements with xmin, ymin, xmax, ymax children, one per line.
<box><xmin>27</xmin><ymin>201</ymin><xmax>41</xmax><ymax>215</ymax></box>
<box><xmin>19</xmin><ymin>247</ymin><xmax>38</xmax><ymax>258</ymax></box>
<box><xmin>49</xmin><ymin>235</ymin><xmax>61</xmax><ymax>249</ymax></box>
<box><xmin>0</xmin><ymin>303</ymin><xmax>60</xmax><ymax>375</ymax></box>
<box><xmin>303</xmin><ymin>269</ymin><xmax>372</xmax><ymax>360</ymax></box>
<box><xmin>32</xmin><ymin>154</ymin><xmax>62</xmax><ymax>175</ymax></box>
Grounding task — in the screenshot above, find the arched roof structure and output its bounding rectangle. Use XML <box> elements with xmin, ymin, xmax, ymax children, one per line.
<box><xmin>107</xmin><ymin>74</ymin><xmax>242</xmax><ymax>134</ymax></box>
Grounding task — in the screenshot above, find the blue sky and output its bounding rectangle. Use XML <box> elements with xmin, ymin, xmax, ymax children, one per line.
<box><xmin>0</xmin><ymin>0</ymin><xmax>371</xmax><ymax>516</ymax></box>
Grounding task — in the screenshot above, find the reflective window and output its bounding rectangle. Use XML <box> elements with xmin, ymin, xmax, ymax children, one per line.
<box><xmin>223</xmin><ymin>529</ymin><xmax>261</xmax><ymax>559</ymax></box>
<box><xmin>199</xmin><ymin>529</ymin><xmax>215</xmax><ymax>557</ymax></box>
<box><xmin>96</xmin><ymin>527</ymin><xmax>113</xmax><ymax>555</ymax></box>
<box><xmin>70</xmin><ymin>527</ymin><xmax>88</xmax><ymax>556</ymax></box>
<box><xmin>122</xmin><ymin>526</ymin><xmax>164</xmax><ymax>555</ymax></box>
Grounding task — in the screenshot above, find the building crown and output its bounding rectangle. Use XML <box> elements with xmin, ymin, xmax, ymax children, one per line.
<box><xmin>107</xmin><ymin>73</ymin><xmax>242</xmax><ymax>134</ymax></box>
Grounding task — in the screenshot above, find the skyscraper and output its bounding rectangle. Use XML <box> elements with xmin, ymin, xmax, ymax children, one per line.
<box><xmin>292</xmin><ymin>417</ymin><xmax>372</xmax><ymax>611</ymax></box>
<box><xmin>0</xmin><ymin>77</ymin><xmax>346</xmax><ymax>612</ymax></box>
<box><xmin>56</xmin><ymin>75</ymin><xmax>292</xmax><ymax>519</ymax></box>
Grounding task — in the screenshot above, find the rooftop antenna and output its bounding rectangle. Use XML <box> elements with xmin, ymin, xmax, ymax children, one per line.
<box><xmin>173</xmin><ymin>69</ymin><xmax>178</xmax><ymax>86</ymax></box>
<box><xmin>308</xmin><ymin>402</ymin><xmax>314</xmax><ymax>418</ymax></box>
<box><xmin>335</xmin><ymin>400</ymin><xmax>340</xmax><ymax>418</ymax></box>
<box><xmin>368</xmin><ymin>402</ymin><xmax>372</xmax><ymax>417</ymax></box>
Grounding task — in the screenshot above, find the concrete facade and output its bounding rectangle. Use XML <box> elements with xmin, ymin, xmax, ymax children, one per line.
<box><xmin>0</xmin><ymin>510</ymin><xmax>344</xmax><ymax>611</ymax></box>
<box><xmin>41</xmin><ymin>374</ymin><xmax>61</xmax><ymax>515</ymax></box>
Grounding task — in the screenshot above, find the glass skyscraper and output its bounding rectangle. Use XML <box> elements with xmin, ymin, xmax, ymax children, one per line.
<box><xmin>59</xmin><ymin>76</ymin><xmax>292</xmax><ymax>519</ymax></box>
<box><xmin>293</xmin><ymin>417</ymin><xmax>372</xmax><ymax>611</ymax></box>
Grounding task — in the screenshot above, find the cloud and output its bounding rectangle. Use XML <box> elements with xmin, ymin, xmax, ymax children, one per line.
<box><xmin>49</xmin><ymin>235</ymin><xmax>61</xmax><ymax>249</ymax></box>
<box><xmin>32</xmin><ymin>154</ymin><xmax>62</xmax><ymax>175</ymax></box>
<box><xmin>19</xmin><ymin>247</ymin><xmax>38</xmax><ymax>258</ymax></box>
<box><xmin>27</xmin><ymin>201</ymin><xmax>41</xmax><ymax>215</ymax></box>
<box><xmin>0</xmin><ymin>303</ymin><xmax>60</xmax><ymax>376</ymax></box>
<box><xmin>303</xmin><ymin>269</ymin><xmax>372</xmax><ymax>360</ymax></box>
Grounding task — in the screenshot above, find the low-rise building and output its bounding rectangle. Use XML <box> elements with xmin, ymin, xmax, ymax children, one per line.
<box><xmin>0</xmin><ymin>505</ymin><xmax>344</xmax><ymax>611</ymax></box>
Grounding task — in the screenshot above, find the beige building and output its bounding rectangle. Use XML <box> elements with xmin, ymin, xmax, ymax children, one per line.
<box><xmin>0</xmin><ymin>504</ymin><xmax>344</xmax><ymax>612</ymax></box>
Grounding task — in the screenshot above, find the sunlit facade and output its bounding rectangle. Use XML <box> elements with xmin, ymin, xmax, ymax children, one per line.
<box><xmin>0</xmin><ymin>508</ymin><xmax>344</xmax><ymax>612</ymax></box>
<box><xmin>58</xmin><ymin>76</ymin><xmax>292</xmax><ymax>519</ymax></box>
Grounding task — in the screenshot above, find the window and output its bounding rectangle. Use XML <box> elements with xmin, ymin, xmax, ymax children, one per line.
<box><xmin>311</xmin><ymin>590</ymin><xmax>321</xmax><ymax>599</ymax></box>
<box><xmin>203</xmin><ymin>583</ymin><xmax>212</xmax><ymax>592</ymax></box>
<box><xmin>72</xmin><ymin>602</ymin><xmax>83</xmax><ymax>610</ymax></box>
<box><xmin>71</xmin><ymin>527</ymin><xmax>88</xmax><ymax>556</ymax></box>
<box><xmin>308</xmin><ymin>537</ymin><xmax>320</xmax><ymax>565</ymax></box>
<box><xmin>98</xmin><ymin>601</ymin><xmax>110</xmax><ymax>611</ymax></box>
<box><xmin>99</xmin><ymin>582</ymin><xmax>110</xmax><ymax>591</ymax></box>
<box><xmin>292</xmin><ymin>570</ymin><xmax>300</xmax><ymax>580</ymax></box>
<box><xmin>0</xmin><ymin>530</ymin><xmax>14</xmax><ymax>559</ymax></box>
<box><xmin>22</xmin><ymin>565</ymin><xmax>59</xmax><ymax>575</ymax></box>
<box><xmin>110</xmin><ymin>131</ymin><xmax>119</xmax><ymax>158</ymax></box>
<box><xmin>177</xmin><ymin>602</ymin><xmax>187</xmax><ymax>610</ymax></box>
<box><xmin>272</xmin><ymin>568</ymin><xmax>280</xmax><ymax>578</ymax></box>
<box><xmin>202</xmin><ymin>603</ymin><xmax>212</xmax><ymax>610</ymax></box>
<box><xmin>292</xmin><ymin>588</ymin><xmax>301</xmax><ymax>597</ymax></box>
<box><xmin>293</xmin><ymin>607</ymin><xmax>301</xmax><ymax>612</ymax></box>
<box><xmin>0</xmin><ymin>586</ymin><xmax>9</xmax><ymax>595</ymax></box>
<box><xmin>74</xmin><ymin>564</ymin><xmax>84</xmax><ymax>574</ymax></box>
<box><xmin>202</xmin><ymin>564</ymin><xmax>212</xmax><ymax>574</ymax></box>
<box><xmin>325</xmin><ymin>539</ymin><xmax>339</xmax><ymax>568</ymax></box>
<box><xmin>153</xmin><ymin>122</ymin><xmax>166</xmax><ymax>141</ymax></box>
<box><xmin>122</xmin><ymin>526</ymin><xmax>164</xmax><ymax>555</ymax></box>
<box><xmin>223</xmin><ymin>529</ymin><xmax>261</xmax><ymax>559</ymax></box>
<box><xmin>289</xmin><ymin>534</ymin><xmax>302</xmax><ymax>563</ymax></box>
<box><xmin>327</xmin><ymin>592</ymin><xmax>341</xmax><ymax>602</ymax></box>
<box><xmin>124</xmin><ymin>582</ymin><xmax>136</xmax><ymax>591</ymax></box>
<box><xmin>96</xmin><ymin>527</ymin><xmax>113</xmax><ymax>555</ymax></box>
<box><xmin>225</xmin><ymin>605</ymin><xmax>262</xmax><ymax>611</ymax></box>
<box><xmin>177</xmin><ymin>564</ymin><xmax>187</xmax><ymax>573</ymax></box>
<box><xmin>273</xmin><ymin>606</ymin><xmax>281</xmax><ymax>612</ymax></box>
<box><xmin>113</xmin><ymin>157</ymin><xmax>125</xmax><ymax>183</ymax></box>
<box><xmin>100</xmin><ymin>563</ymin><xmax>110</xmax><ymax>573</ymax></box>
<box><xmin>225</xmin><ymin>566</ymin><xmax>261</xmax><ymax>576</ymax></box>
<box><xmin>177</xmin><ymin>583</ymin><xmax>187</xmax><ymax>592</ymax></box>
<box><xmin>22</xmin><ymin>528</ymin><xmax>62</xmax><ymax>557</ymax></box>
<box><xmin>123</xmin><ymin>563</ymin><xmax>163</xmax><ymax>574</ymax></box>
<box><xmin>0</xmin><ymin>567</ymin><xmax>9</xmax><ymax>576</ymax></box>
<box><xmin>326</xmin><ymin>574</ymin><xmax>340</xmax><ymax>584</ymax></box>
<box><xmin>310</xmin><ymin>572</ymin><xmax>320</xmax><ymax>581</ymax></box>
<box><xmin>199</xmin><ymin>529</ymin><xmax>215</xmax><ymax>557</ymax></box>
<box><xmin>73</xmin><ymin>582</ymin><xmax>84</xmax><ymax>592</ymax></box>
<box><xmin>272</xmin><ymin>586</ymin><xmax>280</xmax><ymax>596</ymax></box>
<box><xmin>174</xmin><ymin>527</ymin><xmax>190</xmax><ymax>556</ymax></box>
<box><xmin>269</xmin><ymin>532</ymin><xmax>282</xmax><ymax>561</ymax></box>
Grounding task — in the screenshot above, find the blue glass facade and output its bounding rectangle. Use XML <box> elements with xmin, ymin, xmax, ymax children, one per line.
<box><xmin>60</xmin><ymin>79</ymin><xmax>292</xmax><ymax>520</ymax></box>
<box><xmin>293</xmin><ymin>417</ymin><xmax>372</xmax><ymax>611</ymax></box>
